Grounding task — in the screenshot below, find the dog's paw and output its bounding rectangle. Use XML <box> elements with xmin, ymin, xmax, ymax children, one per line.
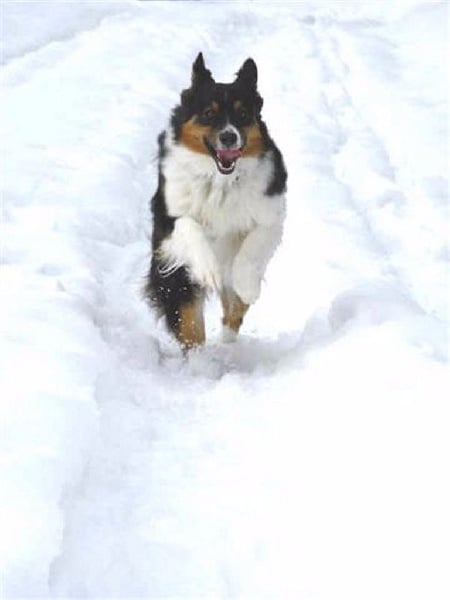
<box><xmin>232</xmin><ymin>259</ymin><xmax>261</xmax><ymax>305</ymax></box>
<box><xmin>159</xmin><ymin>217</ymin><xmax>222</xmax><ymax>292</ymax></box>
<box><xmin>190</xmin><ymin>250</ymin><xmax>222</xmax><ymax>291</ymax></box>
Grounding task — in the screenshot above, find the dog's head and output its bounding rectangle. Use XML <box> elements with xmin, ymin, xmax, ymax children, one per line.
<box><xmin>173</xmin><ymin>53</ymin><xmax>266</xmax><ymax>175</ymax></box>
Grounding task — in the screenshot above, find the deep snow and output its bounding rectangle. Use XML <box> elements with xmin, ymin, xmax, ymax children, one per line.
<box><xmin>1</xmin><ymin>1</ymin><xmax>449</xmax><ymax>599</ymax></box>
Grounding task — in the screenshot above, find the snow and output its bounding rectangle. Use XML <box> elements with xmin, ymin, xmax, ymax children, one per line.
<box><xmin>1</xmin><ymin>1</ymin><xmax>449</xmax><ymax>598</ymax></box>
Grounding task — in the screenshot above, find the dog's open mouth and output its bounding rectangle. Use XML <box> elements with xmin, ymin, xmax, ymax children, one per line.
<box><xmin>214</xmin><ymin>148</ymin><xmax>242</xmax><ymax>174</ymax></box>
<box><xmin>204</xmin><ymin>138</ymin><xmax>242</xmax><ymax>175</ymax></box>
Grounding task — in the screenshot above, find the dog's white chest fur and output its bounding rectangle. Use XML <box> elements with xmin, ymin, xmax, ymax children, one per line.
<box><xmin>163</xmin><ymin>144</ymin><xmax>281</xmax><ymax>236</ymax></box>
<box><xmin>159</xmin><ymin>142</ymin><xmax>285</xmax><ymax>304</ymax></box>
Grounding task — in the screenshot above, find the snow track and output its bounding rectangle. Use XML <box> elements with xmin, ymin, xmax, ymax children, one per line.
<box><xmin>2</xmin><ymin>2</ymin><xmax>449</xmax><ymax>599</ymax></box>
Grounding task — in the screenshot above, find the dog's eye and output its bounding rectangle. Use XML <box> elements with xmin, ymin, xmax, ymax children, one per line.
<box><xmin>236</xmin><ymin>107</ymin><xmax>251</xmax><ymax>123</ymax></box>
<box><xmin>203</xmin><ymin>108</ymin><xmax>215</xmax><ymax>120</ymax></box>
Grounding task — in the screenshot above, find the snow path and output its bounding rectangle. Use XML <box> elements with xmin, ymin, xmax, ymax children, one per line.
<box><xmin>2</xmin><ymin>2</ymin><xmax>449</xmax><ymax>599</ymax></box>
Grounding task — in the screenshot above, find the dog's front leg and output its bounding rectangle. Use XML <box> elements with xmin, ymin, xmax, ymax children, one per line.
<box><xmin>232</xmin><ymin>221</ymin><xmax>283</xmax><ymax>305</ymax></box>
<box><xmin>156</xmin><ymin>216</ymin><xmax>220</xmax><ymax>349</ymax></box>
<box><xmin>159</xmin><ymin>216</ymin><xmax>221</xmax><ymax>291</ymax></box>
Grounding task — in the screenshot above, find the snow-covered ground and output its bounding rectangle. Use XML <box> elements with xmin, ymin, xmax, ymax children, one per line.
<box><xmin>1</xmin><ymin>1</ymin><xmax>449</xmax><ymax>598</ymax></box>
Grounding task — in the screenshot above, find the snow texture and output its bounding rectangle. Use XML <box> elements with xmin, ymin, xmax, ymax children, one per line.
<box><xmin>1</xmin><ymin>1</ymin><xmax>449</xmax><ymax>598</ymax></box>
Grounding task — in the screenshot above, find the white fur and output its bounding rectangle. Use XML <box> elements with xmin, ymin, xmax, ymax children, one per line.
<box><xmin>158</xmin><ymin>216</ymin><xmax>222</xmax><ymax>290</ymax></box>
<box><xmin>159</xmin><ymin>135</ymin><xmax>286</xmax><ymax>304</ymax></box>
<box><xmin>231</xmin><ymin>221</ymin><xmax>284</xmax><ymax>304</ymax></box>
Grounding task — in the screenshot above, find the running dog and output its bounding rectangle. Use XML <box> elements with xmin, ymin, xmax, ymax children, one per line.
<box><xmin>145</xmin><ymin>53</ymin><xmax>287</xmax><ymax>349</ymax></box>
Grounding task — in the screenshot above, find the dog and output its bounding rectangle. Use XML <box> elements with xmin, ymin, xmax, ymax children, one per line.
<box><xmin>145</xmin><ymin>53</ymin><xmax>287</xmax><ymax>349</ymax></box>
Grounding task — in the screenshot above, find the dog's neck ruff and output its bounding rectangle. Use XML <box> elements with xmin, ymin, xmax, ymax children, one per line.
<box><xmin>161</xmin><ymin>133</ymin><xmax>281</xmax><ymax>239</ymax></box>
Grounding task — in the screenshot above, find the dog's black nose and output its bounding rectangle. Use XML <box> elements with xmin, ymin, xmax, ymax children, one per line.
<box><xmin>219</xmin><ymin>130</ymin><xmax>238</xmax><ymax>148</ymax></box>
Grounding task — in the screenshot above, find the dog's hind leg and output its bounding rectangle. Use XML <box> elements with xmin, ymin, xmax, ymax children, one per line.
<box><xmin>176</xmin><ymin>295</ymin><xmax>206</xmax><ymax>349</ymax></box>
<box><xmin>220</xmin><ymin>287</ymin><xmax>249</xmax><ymax>342</ymax></box>
<box><xmin>146</xmin><ymin>259</ymin><xmax>206</xmax><ymax>350</ymax></box>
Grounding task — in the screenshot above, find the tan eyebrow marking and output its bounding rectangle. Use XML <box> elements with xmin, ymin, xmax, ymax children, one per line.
<box><xmin>233</xmin><ymin>100</ymin><xmax>242</xmax><ymax>111</ymax></box>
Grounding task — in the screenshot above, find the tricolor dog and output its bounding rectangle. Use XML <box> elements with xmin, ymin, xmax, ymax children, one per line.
<box><xmin>145</xmin><ymin>53</ymin><xmax>287</xmax><ymax>349</ymax></box>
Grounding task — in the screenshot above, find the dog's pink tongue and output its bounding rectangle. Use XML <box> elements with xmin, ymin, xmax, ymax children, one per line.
<box><xmin>217</xmin><ymin>148</ymin><xmax>242</xmax><ymax>161</ymax></box>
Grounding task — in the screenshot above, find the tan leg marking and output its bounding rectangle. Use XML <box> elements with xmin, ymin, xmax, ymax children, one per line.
<box><xmin>177</xmin><ymin>297</ymin><xmax>205</xmax><ymax>350</ymax></box>
<box><xmin>221</xmin><ymin>289</ymin><xmax>249</xmax><ymax>333</ymax></box>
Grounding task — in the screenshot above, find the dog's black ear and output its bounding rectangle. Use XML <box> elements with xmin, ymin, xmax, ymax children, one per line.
<box><xmin>191</xmin><ymin>52</ymin><xmax>214</xmax><ymax>87</ymax></box>
<box><xmin>236</xmin><ymin>58</ymin><xmax>258</xmax><ymax>89</ymax></box>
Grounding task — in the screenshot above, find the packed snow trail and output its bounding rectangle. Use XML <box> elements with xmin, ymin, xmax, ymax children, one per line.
<box><xmin>2</xmin><ymin>2</ymin><xmax>449</xmax><ymax>599</ymax></box>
